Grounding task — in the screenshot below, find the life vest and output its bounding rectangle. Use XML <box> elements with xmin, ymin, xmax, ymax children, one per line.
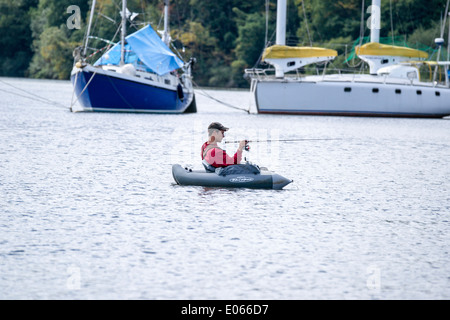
<box><xmin>202</xmin><ymin>143</ymin><xmax>220</xmax><ymax>172</ymax></box>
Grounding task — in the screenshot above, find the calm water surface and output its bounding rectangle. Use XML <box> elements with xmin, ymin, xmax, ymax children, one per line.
<box><xmin>0</xmin><ymin>77</ymin><xmax>449</xmax><ymax>299</ymax></box>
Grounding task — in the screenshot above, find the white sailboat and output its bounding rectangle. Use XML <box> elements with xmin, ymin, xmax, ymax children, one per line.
<box><xmin>246</xmin><ymin>0</ymin><xmax>450</xmax><ymax>118</ymax></box>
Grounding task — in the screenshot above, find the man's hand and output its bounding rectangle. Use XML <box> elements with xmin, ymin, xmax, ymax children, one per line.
<box><xmin>238</xmin><ymin>140</ymin><xmax>249</xmax><ymax>151</ymax></box>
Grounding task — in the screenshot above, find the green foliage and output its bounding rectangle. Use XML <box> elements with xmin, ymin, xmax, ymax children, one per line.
<box><xmin>1</xmin><ymin>0</ymin><xmax>449</xmax><ymax>86</ymax></box>
<box><xmin>26</xmin><ymin>0</ymin><xmax>88</xmax><ymax>79</ymax></box>
<box><xmin>28</xmin><ymin>26</ymin><xmax>80</xmax><ymax>79</ymax></box>
<box><xmin>0</xmin><ymin>0</ymin><xmax>39</xmax><ymax>77</ymax></box>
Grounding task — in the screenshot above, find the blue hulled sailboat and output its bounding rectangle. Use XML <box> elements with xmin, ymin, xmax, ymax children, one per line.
<box><xmin>71</xmin><ymin>0</ymin><xmax>196</xmax><ymax>113</ymax></box>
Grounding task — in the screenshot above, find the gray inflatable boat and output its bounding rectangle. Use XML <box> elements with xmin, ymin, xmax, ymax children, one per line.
<box><xmin>172</xmin><ymin>164</ymin><xmax>292</xmax><ymax>190</ymax></box>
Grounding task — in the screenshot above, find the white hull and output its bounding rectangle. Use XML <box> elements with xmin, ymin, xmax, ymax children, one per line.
<box><xmin>252</xmin><ymin>74</ymin><xmax>450</xmax><ymax>118</ymax></box>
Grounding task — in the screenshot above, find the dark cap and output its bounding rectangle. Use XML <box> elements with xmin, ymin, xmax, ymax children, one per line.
<box><xmin>208</xmin><ymin>122</ymin><xmax>229</xmax><ymax>131</ymax></box>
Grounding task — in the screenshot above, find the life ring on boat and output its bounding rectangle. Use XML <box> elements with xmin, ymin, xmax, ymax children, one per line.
<box><xmin>177</xmin><ymin>83</ymin><xmax>185</xmax><ymax>102</ymax></box>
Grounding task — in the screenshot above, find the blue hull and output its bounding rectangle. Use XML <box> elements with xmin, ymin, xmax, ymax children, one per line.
<box><xmin>71</xmin><ymin>68</ymin><xmax>195</xmax><ymax>113</ymax></box>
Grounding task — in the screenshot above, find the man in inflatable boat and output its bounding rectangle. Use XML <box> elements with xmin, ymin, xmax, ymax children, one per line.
<box><xmin>201</xmin><ymin>122</ymin><xmax>260</xmax><ymax>176</ymax></box>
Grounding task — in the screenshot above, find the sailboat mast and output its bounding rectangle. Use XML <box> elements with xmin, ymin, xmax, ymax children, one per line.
<box><xmin>369</xmin><ymin>0</ymin><xmax>381</xmax><ymax>43</ymax></box>
<box><xmin>120</xmin><ymin>0</ymin><xmax>127</xmax><ymax>66</ymax></box>
<box><xmin>163</xmin><ymin>0</ymin><xmax>170</xmax><ymax>46</ymax></box>
<box><xmin>276</xmin><ymin>0</ymin><xmax>287</xmax><ymax>46</ymax></box>
<box><xmin>83</xmin><ymin>0</ymin><xmax>97</xmax><ymax>57</ymax></box>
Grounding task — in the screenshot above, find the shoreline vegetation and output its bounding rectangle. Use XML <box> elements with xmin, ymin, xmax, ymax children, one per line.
<box><xmin>1</xmin><ymin>0</ymin><xmax>448</xmax><ymax>89</ymax></box>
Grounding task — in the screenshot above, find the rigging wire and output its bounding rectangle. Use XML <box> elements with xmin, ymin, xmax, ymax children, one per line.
<box><xmin>87</xmin><ymin>0</ymin><xmax>105</xmax><ymax>54</ymax></box>
<box><xmin>252</xmin><ymin>29</ymin><xmax>276</xmax><ymax>69</ymax></box>
<box><xmin>345</xmin><ymin>0</ymin><xmax>366</xmax><ymax>68</ymax></box>
<box><xmin>265</xmin><ymin>0</ymin><xmax>270</xmax><ymax>47</ymax></box>
<box><xmin>140</xmin><ymin>0</ymin><xmax>146</xmax><ymax>26</ymax></box>
<box><xmin>300</xmin><ymin>0</ymin><xmax>313</xmax><ymax>47</ymax></box>
<box><xmin>359</xmin><ymin>0</ymin><xmax>365</xmax><ymax>47</ymax></box>
<box><xmin>440</xmin><ymin>0</ymin><xmax>450</xmax><ymax>38</ymax></box>
<box><xmin>390</xmin><ymin>0</ymin><xmax>394</xmax><ymax>43</ymax></box>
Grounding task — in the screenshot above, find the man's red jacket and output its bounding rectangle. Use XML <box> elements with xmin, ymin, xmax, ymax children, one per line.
<box><xmin>201</xmin><ymin>142</ymin><xmax>242</xmax><ymax>167</ymax></box>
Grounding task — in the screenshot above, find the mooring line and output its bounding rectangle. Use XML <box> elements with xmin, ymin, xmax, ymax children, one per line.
<box><xmin>0</xmin><ymin>78</ymin><xmax>67</xmax><ymax>110</ymax></box>
<box><xmin>192</xmin><ymin>80</ymin><xmax>250</xmax><ymax>114</ymax></box>
<box><xmin>69</xmin><ymin>68</ymin><xmax>99</xmax><ymax>112</ymax></box>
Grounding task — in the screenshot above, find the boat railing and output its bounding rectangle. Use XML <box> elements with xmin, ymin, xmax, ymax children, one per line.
<box><xmin>98</xmin><ymin>63</ymin><xmax>179</xmax><ymax>87</ymax></box>
<box><xmin>244</xmin><ymin>68</ymin><xmax>276</xmax><ymax>80</ymax></box>
<box><xmin>245</xmin><ymin>66</ymin><xmax>367</xmax><ymax>82</ymax></box>
<box><xmin>245</xmin><ymin>65</ymin><xmax>450</xmax><ymax>88</ymax></box>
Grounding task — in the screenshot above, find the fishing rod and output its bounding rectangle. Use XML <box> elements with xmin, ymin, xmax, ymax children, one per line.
<box><xmin>224</xmin><ymin>138</ymin><xmax>341</xmax><ymax>152</ymax></box>
<box><xmin>224</xmin><ymin>138</ymin><xmax>341</xmax><ymax>144</ymax></box>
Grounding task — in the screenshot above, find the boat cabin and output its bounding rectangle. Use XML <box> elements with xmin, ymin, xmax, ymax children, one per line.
<box><xmin>356</xmin><ymin>42</ymin><xmax>428</xmax><ymax>75</ymax></box>
<box><xmin>377</xmin><ymin>65</ymin><xmax>420</xmax><ymax>81</ymax></box>
<box><xmin>262</xmin><ymin>45</ymin><xmax>337</xmax><ymax>78</ymax></box>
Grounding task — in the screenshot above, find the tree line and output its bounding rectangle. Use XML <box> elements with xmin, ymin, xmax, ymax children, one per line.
<box><xmin>0</xmin><ymin>0</ymin><xmax>448</xmax><ymax>88</ymax></box>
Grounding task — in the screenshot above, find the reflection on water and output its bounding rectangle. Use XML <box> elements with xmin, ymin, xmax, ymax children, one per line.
<box><xmin>0</xmin><ymin>77</ymin><xmax>449</xmax><ymax>299</ymax></box>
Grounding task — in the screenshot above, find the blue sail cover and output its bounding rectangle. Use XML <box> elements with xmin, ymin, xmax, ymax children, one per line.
<box><xmin>94</xmin><ymin>25</ymin><xmax>184</xmax><ymax>76</ymax></box>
